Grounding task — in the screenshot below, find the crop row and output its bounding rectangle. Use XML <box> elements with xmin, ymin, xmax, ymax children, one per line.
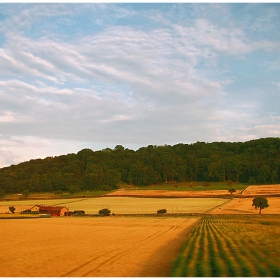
<box><xmin>171</xmin><ymin>215</ymin><xmax>280</xmax><ymax>277</ymax></box>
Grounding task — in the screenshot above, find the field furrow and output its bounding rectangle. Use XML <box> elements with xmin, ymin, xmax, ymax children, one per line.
<box><xmin>171</xmin><ymin>215</ymin><xmax>280</xmax><ymax>277</ymax></box>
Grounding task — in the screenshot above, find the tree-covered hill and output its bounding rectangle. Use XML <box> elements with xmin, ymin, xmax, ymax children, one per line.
<box><xmin>0</xmin><ymin>137</ymin><xmax>280</xmax><ymax>194</ymax></box>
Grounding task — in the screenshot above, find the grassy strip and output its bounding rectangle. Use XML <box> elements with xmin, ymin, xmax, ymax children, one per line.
<box><xmin>208</xmin><ymin>224</ymin><xmax>223</xmax><ymax>276</ymax></box>
<box><xmin>208</xmin><ymin>217</ymin><xmax>237</xmax><ymax>276</ymax></box>
<box><xmin>171</xmin><ymin>219</ymin><xmax>203</xmax><ymax>276</ymax></box>
<box><xmin>211</xmin><ymin>219</ymin><xmax>251</xmax><ymax>276</ymax></box>
<box><xmin>193</xmin><ymin>221</ymin><xmax>206</xmax><ymax>276</ymax></box>
<box><xmin>138</xmin><ymin>181</ymin><xmax>248</xmax><ymax>191</ymax></box>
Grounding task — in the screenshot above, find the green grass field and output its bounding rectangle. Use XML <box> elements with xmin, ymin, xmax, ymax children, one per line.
<box><xmin>130</xmin><ymin>181</ymin><xmax>248</xmax><ymax>191</ymax></box>
<box><xmin>171</xmin><ymin>214</ymin><xmax>280</xmax><ymax>277</ymax></box>
<box><xmin>0</xmin><ymin>197</ymin><xmax>228</xmax><ymax>215</ymax></box>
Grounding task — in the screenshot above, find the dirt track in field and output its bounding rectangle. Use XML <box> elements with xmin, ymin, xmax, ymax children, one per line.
<box><xmin>0</xmin><ymin>216</ymin><xmax>200</xmax><ymax>277</ymax></box>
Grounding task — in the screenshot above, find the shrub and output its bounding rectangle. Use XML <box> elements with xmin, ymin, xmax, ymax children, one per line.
<box><xmin>157</xmin><ymin>209</ymin><xmax>167</xmax><ymax>214</ymax></box>
<box><xmin>68</xmin><ymin>185</ymin><xmax>81</xmax><ymax>194</ymax></box>
<box><xmin>22</xmin><ymin>189</ymin><xmax>30</xmax><ymax>198</ymax></box>
<box><xmin>21</xmin><ymin>209</ymin><xmax>31</xmax><ymax>214</ymax></box>
<box><xmin>203</xmin><ymin>182</ymin><xmax>211</xmax><ymax>188</ymax></box>
<box><xmin>54</xmin><ymin>190</ymin><xmax>63</xmax><ymax>196</ymax></box>
<box><xmin>74</xmin><ymin>210</ymin><xmax>85</xmax><ymax>216</ymax></box>
<box><xmin>98</xmin><ymin>208</ymin><xmax>111</xmax><ymax>216</ymax></box>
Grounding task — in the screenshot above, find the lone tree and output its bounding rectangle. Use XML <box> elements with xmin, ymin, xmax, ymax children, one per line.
<box><xmin>252</xmin><ymin>196</ymin><xmax>269</xmax><ymax>214</ymax></box>
<box><xmin>228</xmin><ymin>188</ymin><xmax>236</xmax><ymax>195</ymax></box>
<box><xmin>9</xmin><ymin>206</ymin><xmax>16</xmax><ymax>213</ymax></box>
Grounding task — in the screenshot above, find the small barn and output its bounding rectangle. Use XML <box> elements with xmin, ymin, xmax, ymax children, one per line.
<box><xmin>39</xmin><ymin>206</ymin><xmax>69</xmax><ymax>216</ymax></box>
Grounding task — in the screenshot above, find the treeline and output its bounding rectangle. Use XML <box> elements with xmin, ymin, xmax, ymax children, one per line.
<box><xmin>0</xmin><ymin>137</ymin><xmax>280</xmax><ymax>194</ymax></box>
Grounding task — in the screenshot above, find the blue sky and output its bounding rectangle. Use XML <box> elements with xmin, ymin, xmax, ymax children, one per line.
<box><xmin>0</xmin><ymin>3</ymin><xmax>280</xmax><ymax>167</ymax></box>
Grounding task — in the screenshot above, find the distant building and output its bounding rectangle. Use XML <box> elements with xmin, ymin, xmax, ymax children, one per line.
<box><xmin>30</xmin><ymin>205</ymin><xmax>42</xmax><ymax>212</ymax></box>
<box><xmin>39</xmin><ymin>206</ymin><xmax>69</xmax><ymax>216</ymax></box>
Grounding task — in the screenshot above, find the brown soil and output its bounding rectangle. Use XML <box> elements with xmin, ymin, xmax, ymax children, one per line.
<box><xmin>0</xmin><ymin>216</ymin><xmax>200</xmax><ymax>277</ymax></box>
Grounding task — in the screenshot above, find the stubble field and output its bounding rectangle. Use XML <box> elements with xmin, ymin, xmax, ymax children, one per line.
<box><xmin>0</xmin><ymin>216</ymin><xmax>200</xmax><ymax>277</ymax></box>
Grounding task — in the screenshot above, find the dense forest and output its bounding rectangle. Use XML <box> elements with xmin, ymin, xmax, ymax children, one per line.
<box><xmin>0</xmin><ymin>137</ymin><xmax>280</xmax><ymax>194</ymax></box>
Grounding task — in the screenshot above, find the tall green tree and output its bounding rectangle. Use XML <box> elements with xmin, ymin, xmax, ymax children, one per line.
<box><xmin>252</xmin><ymin>197</ymin><xmax>269</xmax><ymax>214</ymax></box>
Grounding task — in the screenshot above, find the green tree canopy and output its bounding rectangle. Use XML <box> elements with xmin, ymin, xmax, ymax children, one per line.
<box><xmin>0</xmin><ymin>137</ymin><xmax>280</xmax><ymax>194</ymax></box>
<box><xmin>228</xmin><ymin>188</ymin><xmax>236</xmax><ymax>195</ymax></box>
<box><xmin>252</xmin><ymin>196</ymin><xmax>269</xmax><ymax>214</ymax></box>
<box><xmin>22</xmin><ymin>189</ymin><xmax>30</xmax><ymax>198</ymax></box>
<box><xmin>98</xmin><ymin>208</ymin><xmax>111</xmax><ymax>216</ymax></box>
<box><xmin>9</xmin><ymin>206</ymin><xmax>15</xmax><ymax>213</ymax></box>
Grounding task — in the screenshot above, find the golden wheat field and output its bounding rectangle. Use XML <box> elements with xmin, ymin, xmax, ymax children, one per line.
<box><xmin>0</xmin><ymin>197</ymin><xmax>227</xmax><ymax>214</ymax></box>
<box><xmin>0</xmin><ymin>216</ymin><xmax>200</xmax><ymax>277</ymax></box>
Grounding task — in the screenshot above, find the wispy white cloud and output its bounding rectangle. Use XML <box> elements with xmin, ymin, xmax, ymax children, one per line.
<box><xmin>0</xmin><ymin>3</ymin><xmax>279</xmax><ymax>167</ymax></box>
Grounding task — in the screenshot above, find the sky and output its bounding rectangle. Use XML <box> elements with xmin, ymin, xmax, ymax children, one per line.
<box><xmin>0</xmin><ymin>3</ymin><xmax>280</xmax><ymax>167</ymax></box>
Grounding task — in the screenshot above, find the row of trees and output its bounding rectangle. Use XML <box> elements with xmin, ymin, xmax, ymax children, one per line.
<box><xmin>0</xmin><ymin>137</ymin><xmax>280</xmax><ymax>194</ymax></box>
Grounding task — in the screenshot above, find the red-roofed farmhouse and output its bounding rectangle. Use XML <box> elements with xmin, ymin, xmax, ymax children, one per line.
<box><xmin>39</xmin><ymin>206</ymin><xmax>69</xmax><ymax>216</ymax></box>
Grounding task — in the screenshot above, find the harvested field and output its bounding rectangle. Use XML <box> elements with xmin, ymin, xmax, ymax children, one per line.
<box><xmin>242</xmin><ymin>184</ymin><xmax>280</xmax><ymax>196</ymax></box>
<box><xmin>207</xmin><ymin>197</ymin><xmax>280</xmax><ymax>214</ymax></box>
<box><xmin>207</xmin><ymin>184</ymin><xmax>280</xmax><ymax>215</ymax></box>
<box><xmin>0</xmin><ymin>216</ymin><xmax>199</xmax><ymax>277</ymax></box>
